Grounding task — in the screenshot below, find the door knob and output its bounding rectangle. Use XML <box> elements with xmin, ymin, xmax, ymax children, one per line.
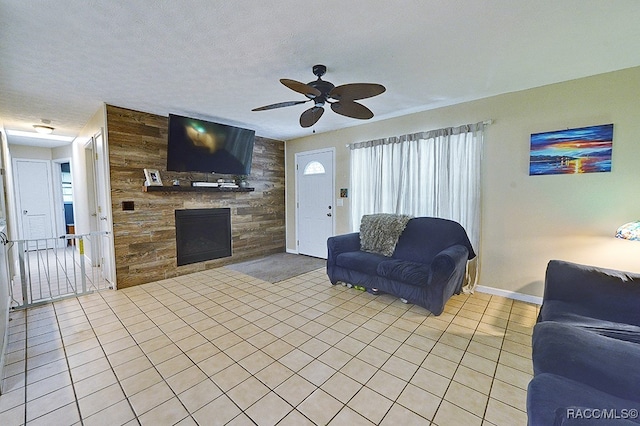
<box><xmin>100</xmin><ymin>216</ymin><xmax>108</xmax><ymax>221</ymax></box>
<box><xmin>327</xmin><ymin>213</ymin><xmax>332</xmax><ymax>217</ymax></box>
<box><xmin>23</xmin><ymin>210</ymin><xmax>28</xmax><ymax>215</ymax></box>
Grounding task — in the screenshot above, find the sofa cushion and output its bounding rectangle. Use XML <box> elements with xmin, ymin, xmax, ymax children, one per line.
<box><xmin>377</xmin><ymin>259</ymin><xmax>430</xmax><ymax>285</ymax></box>
<box><xmin>542</xmin><ymin>260</ymin><xmax>640</xmax><ymax>327</ymax></box>
<box><xmin>540</xmin><ymin>300</ymin><xmax>640</xmax><ymax>343</ymax></box>
<box><xmin>360</xmin><ymin>214</ymin><xmax>412</xmax><ymax>256</ymax></box>
<box><xmin>335</xmin><ymin>251</ymin><xmax>389</xmax><ymax>276</ymax></box>
<box><xmin>533</xmin><ymin>321</ymin><xmax>640</xmax><ymax>400</ymax></box>
<box><xmin>527</xmin><ymin>373</ymin><xmax>640</xmax><ymax>426</ymax></box>
<box><xmin>393</xmin><ymin>217</ymin><xmax>476</xmax><ymax>265</ymax></box>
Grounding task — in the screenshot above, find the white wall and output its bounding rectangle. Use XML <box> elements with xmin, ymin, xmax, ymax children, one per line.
<box><xmin>285</xmin><ymin>66</ymin><xmax>640</xmax><ymax>298</ymax></box>
<box><xmin>72</xmin><ymin>106</ymin><xmax>105</xmax><ymax>234</ymax></box>
<box><xmin>8</xmin><ymin>143</ymin><xmax>73</xmax><ymax>161</ymax></box>
<box><xmin>8</xmin><ymin>144</ymin><xmax>53</xmax><ymax>160</ymax></box>
<box><xmin>70</xmin><ymin>105</ymin><xmax>106</xmax><ymax>265</ymax></box>
<box><xmin>52</xmin><ymin>144</ymin><xmax>73</xmax><ymax>160</ymax></box>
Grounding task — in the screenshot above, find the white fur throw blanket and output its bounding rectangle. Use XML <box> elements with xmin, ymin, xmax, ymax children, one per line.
<box><xmin>360</xmin><ymin>214</ymin><xmax>413</xmax><ymax>257</ymax></box>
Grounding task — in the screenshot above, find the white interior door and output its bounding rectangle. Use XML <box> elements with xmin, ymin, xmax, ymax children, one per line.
<box><xmin>296</xmin><ymin>149</ymin><xmax>335</xmax><ymax>258</ymax></box>
<box><xmin>14</xmin><ymin>159</ymin><xmax>56</xmax><ymax>247</ymax></box>
<box><xmin>94</xmin><ymin>130</ymin><xmax>115</xmax><ymax>285</ymax></box>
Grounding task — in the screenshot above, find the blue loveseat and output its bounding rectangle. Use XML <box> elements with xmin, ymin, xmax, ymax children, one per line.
<box><xmin>527</xmin><ymin>260</ymin><xmax>640</xmax><ymax>425</ymax></box>
<box><xmin>326</xmin><ymin>217</ymin><xmax>475</xmax><ymax>315</ymax></box>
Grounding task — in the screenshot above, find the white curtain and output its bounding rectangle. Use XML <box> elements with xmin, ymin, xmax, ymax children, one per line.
<box><xmin>349</xmin><ymin>122</ymin><xmax>485</xmax><ymax>291</ymax></box>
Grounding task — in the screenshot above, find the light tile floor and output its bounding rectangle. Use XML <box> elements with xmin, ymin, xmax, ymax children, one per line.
<box><xmin>0</xmin><ymin>266</ymin><xmax>538</xmax><ymax>425</ymax></box>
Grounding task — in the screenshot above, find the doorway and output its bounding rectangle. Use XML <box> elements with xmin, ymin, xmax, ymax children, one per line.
<box><xmin>60</xmin><ymin>162</ymin><xmax>74</xmax><ymax>235</ymax></box>
<box><xmin>51</xmin><ymin>159</ymin><xmax>75</xmax><ymax>242</ymax></box>
<box><xmin>13</xmin><ymin>159</ymin><xmax>57</xmax><ymax>246</ymax></box>
<box><xmin>90</xmin><ymin>130</ymin><xmax>115</xmax><ymax>285</ymax></box>
<box><xmin>295</xmin><ymin>148</ymin><xmax>335</xmax><ymax>259</ymax></box>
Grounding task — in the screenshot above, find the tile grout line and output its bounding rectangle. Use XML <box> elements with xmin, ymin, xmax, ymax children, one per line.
<box><xmin>51</xmin><ymin>300</ymin><xmax>85</xmax><ymax>426</ymax></box>
<box><xmin>486</xmin><ymin>301</ymin><xmax>535</xmax><ymax>416</ymax></box>
<box><xmin>267</xmin><ymin>275</ymin><xmax>376</xmax><ymax>425</ymax></box>
<box><xmin>334</xmin><ymin>298</ymin><xmax>435</xmax><ymax>424</ymax></box>
<box><xmin>130</xmin><ymin>274</ymin><xmax>265</xmax><ymax>424</ymax></box>
<box><xmin>107</xmin><ymin>283</ymin><xmax>204</xmax><ymax>424</ymax></box>
<box><xmin>425</xmin><ymin>294</ymin><xmax>519</xmax><ymax>424</ymax></box>
<box><xmin>422</xmin><ymin>298</ymin><xmax>483</xmax><ymax>425</ymax></box>
<box><xmin>182</xmin><ymin>270</ymin><xmax>356</xmax><ymax>424</ymax></box>
<box><xmin>269</xmin><ymin>282</ymin><xmax>429</xmax><ymax>424</ymax></box>
<box><xmin>184</xmin><ymin>271</ymin><xmax>318</xmax><ymax>424</ymax></box>
<box><xmin>476</xmin><ymin>295</ymin><xmax>510</xmax><ymax>425</ymax></box>
<box><xmin>22</xmin><ymin>313</ymin><xmax>28</xmax><ymax>425</ymax></box>
<box><xmin>72</xmin><ymin>290</ymin><xmax>146</xmax><ymax>425</ymax></box>
<box><xmin>2</xmin><ymin>266</ymin><xmax>535</xmax><ymax>426</ymax></box>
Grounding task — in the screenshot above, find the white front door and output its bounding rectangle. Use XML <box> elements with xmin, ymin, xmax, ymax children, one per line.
<box><xmin>296</xmin><ymin>149</ymin><xmax>335</xmax><ymax>258</ymax></box>
<box><xmin>14</xmin><ymin>159</ymin><xmax>56</xmax><ymax>246</ymax></box>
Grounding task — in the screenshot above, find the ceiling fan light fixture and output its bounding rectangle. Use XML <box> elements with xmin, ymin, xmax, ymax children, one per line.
<box><xmin>33</xmin><ymin>124</ymin><xmax>54</xmax><ymax>134</ymax></box>
<box><xmin>253</xmin><ymin>65</ymin><xmax>385</xmax><ymax>128</ymax></box>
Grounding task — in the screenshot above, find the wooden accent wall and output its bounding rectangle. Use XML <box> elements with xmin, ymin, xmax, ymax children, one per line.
<box><xmin>106</xmin><ymin>105</ymin><xmax>285</xmax><ymax>288</ymax></box>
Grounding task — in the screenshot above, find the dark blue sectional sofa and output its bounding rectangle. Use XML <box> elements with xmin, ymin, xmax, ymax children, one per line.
<box><xmin>326</xmin><ymin>217</ymin><xmax>475</xmax><ymax>316</ymax></box>
<box><xmin>528</xmin><ymin>260</ymin><xmax>640</xmax><ymax>425</ymax></box>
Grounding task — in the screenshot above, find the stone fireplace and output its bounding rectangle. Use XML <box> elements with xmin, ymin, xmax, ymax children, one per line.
<box><xmin>175</xmin><ymin>208</ymin><xmax>231</xmax><ymax>266</ymax></box>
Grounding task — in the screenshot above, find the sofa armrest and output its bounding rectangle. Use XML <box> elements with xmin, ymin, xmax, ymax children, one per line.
<box><xmin>429</xmin><ymin>245</ymin><xmax>470</xmax><ymax>284</ymax></box>
<box><xmin>327</xmin><ymin>233</ymin><xmax>361</xmax><ymax>266</ymax></box>
<box><xmin>542</xmin><ymin>260</ymin><xmax>640</xmax><ymax>324</ymax></box>
<box><xmin>423</xmin><ymin>245</ymin><xmax>470</xmax><ymax>315</ymax></box>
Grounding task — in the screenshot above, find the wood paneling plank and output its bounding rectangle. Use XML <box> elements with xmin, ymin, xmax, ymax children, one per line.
<box><xmin>106</xmin><ymin>105</ymin><xmax>285</xmax><ymax>288</ymax></box>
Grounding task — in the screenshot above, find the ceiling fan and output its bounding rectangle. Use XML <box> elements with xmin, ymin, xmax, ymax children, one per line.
<box><xmin>252</xmin><ymin>64</ymin><xmax>386</xmax><ymax>128</ymax></box>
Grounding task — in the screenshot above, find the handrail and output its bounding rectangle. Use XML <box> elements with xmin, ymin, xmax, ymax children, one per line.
<box><xmin>7</xmin><ymin>230</ymin><xmax>111</xmax><ymax>244</ymax></box>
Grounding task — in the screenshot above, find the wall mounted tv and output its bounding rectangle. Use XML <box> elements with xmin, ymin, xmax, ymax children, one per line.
<box><xmin>167</xmin><ymin>114</ymin><xmax>255</xmax><ymax>175</ymax></box>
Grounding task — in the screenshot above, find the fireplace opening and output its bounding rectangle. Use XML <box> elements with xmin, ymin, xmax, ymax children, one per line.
<box><xmin>175</xmin><ymin>208</ymin><xmax>231</xmax><ymax>266</ymax></box>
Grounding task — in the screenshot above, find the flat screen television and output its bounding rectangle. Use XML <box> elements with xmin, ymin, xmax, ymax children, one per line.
<box><xmin>167</xmin><ymin>114</ymin><xmax>255</xmax><ymax>175</ymax></box>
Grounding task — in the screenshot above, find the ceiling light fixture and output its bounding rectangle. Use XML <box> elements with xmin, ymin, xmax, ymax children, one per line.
<box><xmin>33</xmin><ymin>124</ymin><xmax>55</xmax><ymax>134</ymax></box>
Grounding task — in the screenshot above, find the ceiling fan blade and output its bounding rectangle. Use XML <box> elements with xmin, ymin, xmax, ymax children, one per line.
<box><xmin>331</xmin><ymin>101</ymin><xmax>374</xmax><ymax>119</ymax></box>
<box><xmin>329</xmin><ymin>83</ymin><xmax>386</xmax><ymax>100</ymax></box>
<box><xmin>252</xmin><ymin>100</ymin><xmax>309</xmax><ymax>111</ymax></box>
<box><xmin>300</xmin><ymin>106</ymin><xmax>324</xmax><ymax>128</ymax></box>
<box><xmin>280</xmin><ymin>79</ymin><xmax>322</xmax><ymax>98</ymax></box>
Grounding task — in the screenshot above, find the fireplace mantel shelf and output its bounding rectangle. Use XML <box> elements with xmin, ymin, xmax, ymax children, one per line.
<box><xmin>143</xmin><ymin>186</ymin><xmax>255</xmax><ymax>193</ymax></box>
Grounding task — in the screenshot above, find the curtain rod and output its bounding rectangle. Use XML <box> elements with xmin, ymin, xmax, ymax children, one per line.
<box><xmin>345</xmin><ymin>119</ymin><xmax>493</xmax><ymax>148</ymax></box>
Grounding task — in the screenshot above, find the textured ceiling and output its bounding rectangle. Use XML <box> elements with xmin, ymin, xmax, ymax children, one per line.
<box><xmin>2</xmin><ymin>0</ymin><xmax>640</xmax><ymax>146</ymax></box>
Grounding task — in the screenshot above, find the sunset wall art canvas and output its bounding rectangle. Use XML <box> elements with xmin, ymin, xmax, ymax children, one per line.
<box><xmin>529</xmin><ymin>124</ymin><xmax>614</xmax><ymax>175</ymax></box>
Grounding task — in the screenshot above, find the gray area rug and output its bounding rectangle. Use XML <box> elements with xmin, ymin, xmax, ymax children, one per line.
<box><xmin>225</xmin><ymin>253</ymin><xmax>326</xmax><ymax>283</ymax></box>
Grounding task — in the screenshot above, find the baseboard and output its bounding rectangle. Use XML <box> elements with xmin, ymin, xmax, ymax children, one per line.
<box><xmin>286</xmin><ymin>248</ymin><xmax>299</xmax><ymax>255</ymax></box>
<box><xmin>475</xmin><ymin>285</ymin><xmax>543</xmax><ymax>305</ymax></box>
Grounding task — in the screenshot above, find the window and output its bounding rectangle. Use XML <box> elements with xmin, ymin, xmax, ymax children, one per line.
<box><xmin>61</xmin><ymin>170</ymin><xmax>73</xmax><ymax>202</ymax></box>
<box><xmin>303</xmin><ymin>161</ymin><xmax>325</xmax><ymax>175</ymax></box>
<box><xmin>349</xmin><ymin>122</ymin><xmax>485</xmax><ymax>291</ymax></box>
